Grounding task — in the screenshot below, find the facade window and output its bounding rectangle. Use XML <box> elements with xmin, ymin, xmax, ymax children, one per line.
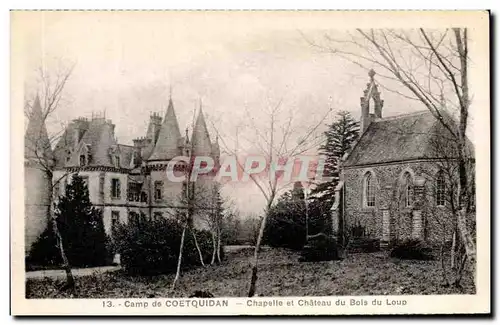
<box><xmin>436</xmin><ymin>171</ymin><xmax>446</xmax><ymax>207</ymax></box>
<box><xmin>154</xmin><ymin>181</ymin><xmax>163</xmax><ymax>201</ymax></box>
<box><xmin>114</xmin><ymin>155</ymin><xmax>120</xmax><ymax>168</ymax></box>
<box><xmin>403</xmin><ymin>172</ymin><xmax>413</xmax><ymax>207</ymax></box>
<box><xmin>111</xmin><ymin>178</ymin><xmax>121</xmax><ymax>199</ymax></box>
<box><xmin>79</xmin><ymin>154</ymin><xmax>86</xmax><ymax>166</ymax></box>
<box><xmin>364</xmin><ymin>172</ymin><xmax>376</xmax><ymax>207</ymax></box>
<box><xmin>128</xmin><ymin>211</ymin><xmax>139</xmax><ymax>225</ymax></box>
<box><xmin>129</xmin><ymin>211</ymin><xmax>146</xmax><ymax>225</ymax></box>
<box><xmin>140</xmin><ymin>192</ymin><xmax>148</xmax><ymax>203</ymax></box>
<box><xmin>111</xmin><ymin>211</ymin><xmax>120</xmax><ymax>238</ymax></box>
<box><xmin>128</xmin><ymin>182</ymin><xmax>141</xmax><ymax>202</ymax></box>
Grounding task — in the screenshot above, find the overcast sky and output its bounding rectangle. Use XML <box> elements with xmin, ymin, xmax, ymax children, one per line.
<box><xmin>18</xmin><ymin>12</ymin><xmax>481</xmax><ymax>216</ymax></box>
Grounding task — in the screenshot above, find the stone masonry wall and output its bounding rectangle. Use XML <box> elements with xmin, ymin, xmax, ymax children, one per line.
<box><xmin>343</xmin><ymin>161</ymin><xmax>455</xmax><ymax>245</ymax></box>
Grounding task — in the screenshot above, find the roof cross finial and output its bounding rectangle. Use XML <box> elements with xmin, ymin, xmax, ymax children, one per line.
<box><xmin>368</xmin><ymin>69</ymin><xmax>376</xmax><ymax>81</ymax></box>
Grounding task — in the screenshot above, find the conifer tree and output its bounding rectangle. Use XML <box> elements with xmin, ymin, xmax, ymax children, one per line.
<box><xmin>311</xmin><ymin>111</ymin><xmax>360</xmax><ymax>206</ymax></box>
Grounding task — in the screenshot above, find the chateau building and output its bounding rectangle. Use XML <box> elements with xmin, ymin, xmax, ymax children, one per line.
<box><xmin>331</xmin><ymin>70</ymin><xmax>474</xmax><ymax>247</ymax></box>
<box><xmin>24</xmin><ymin>94</ymin><xmax>219</xmax><ymax>253</ymax></box>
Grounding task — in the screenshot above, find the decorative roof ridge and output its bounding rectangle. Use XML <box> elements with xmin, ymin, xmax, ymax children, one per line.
<box><xmin>373</xmin><ymin>110</ymin><xmax>430</xmax><ymax>122</ymax></box>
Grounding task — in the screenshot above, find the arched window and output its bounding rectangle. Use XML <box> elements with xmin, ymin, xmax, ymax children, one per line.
<box><xmin>79</xmin><ymin>154</ymin><xmax>86</xmax><ymax>166</ymax></box>
<box><xmin>364</xmin><ymin>172</ymin><xmax>376</xmax><ymax>207</ymax></box>
<box><xmin>436</xmin><ymin>171</ymin><xmax>446</xmax><ymax>207</ymax></box>
<box><xmin>403</xmin><ymin>172</ymin><xmax>413</xmax><ymax>207</ymax></box>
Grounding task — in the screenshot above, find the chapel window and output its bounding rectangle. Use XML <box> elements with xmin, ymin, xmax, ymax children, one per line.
<box><xmin>403</xmin><ymin>172</ymin><xmax>414</xmax><ymax>207</ymax></box>
<box><xmin>436</xmin><ymin>171</ymin><xmax>446</xmax><ymax>207</ymax></box>
<box><xmin>364</xmin><ymin>172</ymin><xmax>376</xmax><ymax>207</ymax></box>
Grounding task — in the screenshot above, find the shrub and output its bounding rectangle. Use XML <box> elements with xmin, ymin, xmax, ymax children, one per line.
<box><xmin>299</xmin><ymin>233</ymin><xmax>340</xmax><ymax>262</ymax></box>
<box><xmin>114</xmin><ymin>218</ymin><xmax>224</xmax><ymax>276</ymax></box>
<box><xmin>339</xmin><ymin>222</ymin><xmax>380</xmax><ymax>254</ymax></box>
<box><xmin>390</xmin><ymin>239</ymin><xmax>434</xmax><ymax>260</ymax></box>
<box><xmin>26</xmin><ymin>225</ymin><xmax>62</xmax><ymax>270</ymax></box>
<box><xmin>348</xmin><ymin>238</ymin><xmax>380</xmax><ymax>253</ymax></box>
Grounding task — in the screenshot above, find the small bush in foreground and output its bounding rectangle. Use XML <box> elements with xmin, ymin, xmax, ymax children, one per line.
<box><xmin>348</xmin><ymin>238</ymin><xmax>380</xmax><ymax>253</ymax></box>
<box><xmin>390</xmin><ymin>239</ymin><xmax>434</xmax><ymax>260</ymax></box>
<box><xmin>299</xmin><ymin>233</ymin><xmax>340</xmax><ymax>262</ymax></box>
<box><xmin>114</xmin><ymin>218</ymin><xmax>223</xmax><ymax>276</ymax></box>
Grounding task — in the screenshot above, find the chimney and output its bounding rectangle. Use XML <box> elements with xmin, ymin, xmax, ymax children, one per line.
<box><xmin>72</xmin><ymin>117</ymin><xmax>89</xmax><ymax>148</ymax></box>
<box><xmin>146</xmin><ymin>112</ymin><xmax>162</xmax><ymax>143</ymax></box>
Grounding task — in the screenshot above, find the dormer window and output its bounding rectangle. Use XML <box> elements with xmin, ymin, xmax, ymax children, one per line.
<box><xmin>114</xmin><ymin>155</ymin><xmax>120</xmax><ymax>168</ymax></box>
<box><xmin>79</xmin><ymin>154</ymin><xmax>86</xmax><ymax>166</ymax></box>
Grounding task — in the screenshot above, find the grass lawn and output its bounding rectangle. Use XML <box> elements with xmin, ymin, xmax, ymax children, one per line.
<box><xmin>26</xmin><ymin>247</ymin><xmax>475</xmax><ymax>298</ymax></box>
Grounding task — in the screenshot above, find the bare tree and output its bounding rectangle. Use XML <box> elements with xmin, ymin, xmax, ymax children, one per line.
<box><xmin>198</xmin><ymin>182</ymin><xmax>225</xmax><ymax>265</ymax></box>
<box><xmin>304</xmin><ymin>28</ymin><xmax>476</xmax><ymax>284</ymax></box>
<box><xmin>170</xmin><ymin>164</ymin><xmax>206</xmax><ymax>291</ymax></box>
<box><xmin>421</xmin><ymin>131</ymin><xmax>475</xmax><ymax>288</ymax></box>
<box><xmin>212</xmin><ymin>96</ymin><xmax>334</xmax><ymax>297</ymax></box>
<box><xmin>24</xmin><ymin>61</ymin><xmax>76</xmax><ymax>290</ymax></box>
<box><xmin>171</xmin><ymin>113</ymin><xmax>213</xmax><ymax>290</ymax></box>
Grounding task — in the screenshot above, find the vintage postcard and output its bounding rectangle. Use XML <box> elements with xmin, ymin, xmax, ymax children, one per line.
<box><xmin>11</xmin><ymin>10</ymin><xmax>490</xmax><ymax>315</ymax></box>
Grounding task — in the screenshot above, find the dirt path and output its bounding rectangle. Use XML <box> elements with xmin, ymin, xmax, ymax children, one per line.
<box><xmin>26</xmin><ymin>265</ymin><xmax>121</xmax><ymax>280</ymax></box>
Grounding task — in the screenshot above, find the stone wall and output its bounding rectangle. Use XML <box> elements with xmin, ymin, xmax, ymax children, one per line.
<box><xmin>343</xmin><ymin>160</ymin><xmax>455</xmax><ymax>245</ymax></box>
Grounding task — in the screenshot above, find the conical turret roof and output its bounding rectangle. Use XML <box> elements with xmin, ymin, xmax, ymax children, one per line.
<box><xmin>191</xmin><ymin>102</ymin><xmax>213</xmax><ymax>157</ymax></box>
<box><xmin>24</xmin><ymin>95</ymin><xmax>54</xmax><ymax>162</ymax></box>
<box><xmin>212</xmin><ymin>134</ymin><xmax>220</xmax><ymax>157</ymax></box>
<box><xmin>149</xmin><ymin>96</ymin><xmax>182</xmax><ymax>160</ymax></box>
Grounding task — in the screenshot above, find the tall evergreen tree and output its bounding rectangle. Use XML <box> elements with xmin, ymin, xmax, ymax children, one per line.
<box><xmin>311</xmin><ymin>111</ymin><xmax>360</xmax><ymax>205</ymax></box>
<box><xmin>56</xmin><ymin>174</ymin><xmax>111</xmax><ymax>267</ymax></box>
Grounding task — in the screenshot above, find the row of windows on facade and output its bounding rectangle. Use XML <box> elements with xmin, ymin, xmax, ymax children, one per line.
<box><xmin>363</xmin><ymin>171</ymin><xmax>447</xmax><ymax>208</ymax></box>
<box><xmin>110</xmin><ymin>210</ymin><xmax>165</xmax><ymax>236</ymax></box>
<box><xmin>109</xmin><ymin>179</ymin><xmax>167</xmax><ymax>201</ymax></box>
<box><xmin>54</xmin><ymin>177</ymin><xmax>168</xmax><ymax>202</ymax></box>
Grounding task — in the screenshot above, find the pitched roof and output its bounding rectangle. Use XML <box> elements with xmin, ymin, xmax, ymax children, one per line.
<box><xmin>24</xmin><ymin>95</ymin><xmax>54</xmax><ymax>162</ymax></box>
<box><xmin>343</xmin><ymin>110</ymin><xmax>470</xmax><ymax>167</ymax></box>
<box><xmin>149</xmin><ymin>97</ymin><xmax>182</xmax><ymax>161</ymax></box>
<box><xmin>54</xmin><ymin>118</ymin><xmax>134</xmax><ymax>169</ymax></box>
<box><xmin>118</xmin><ymin>144</ymin><xmax>136</xmax><ymax>168</ymax></box>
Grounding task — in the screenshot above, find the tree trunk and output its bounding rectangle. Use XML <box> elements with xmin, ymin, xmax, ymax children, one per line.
<box><xmin>171</xmin><ymin>225</ymin><xmax>187</xmax><ymax>291</ymax></box>
<box><xmin>450</xmin><ymin>230</ymin><xmax>456</xmax><ymax>269</ymax></box>
<box><xmin>48</xmin><ymin>203</ymin><xmax>75</xmax><ymax>291</ymax></box>
<box><xmin>440</xmin><ymin>236</ymin><xmax>450</xmax><ymax>287</ymax></box>
<box><xmin>191</xmin><ymin>227</ymin><xmax>206</xmax><ymax>267</ymax></box>
<box><xmin>210</xmin><ymin>230</ymin><xmax>217</xmax><ymax>265</ymax></box>
<box><xmin>248</xmin><ymin>200</ymin><xmax>273</xmax><ymax>297</ymax></box>
<box><xmin>46</xmin><ymin>174</ymin><xmax>75</xmax><ymax>291</ymax></box>
<box><xmin>216</xmin><ymin>225</ymin><xmax>222</xmax><ymax>264</ymax></box>
<box><xmin>457</xmin><ymin>208</ymin><xmax>476</xmax><ymax>287</ymax></box>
